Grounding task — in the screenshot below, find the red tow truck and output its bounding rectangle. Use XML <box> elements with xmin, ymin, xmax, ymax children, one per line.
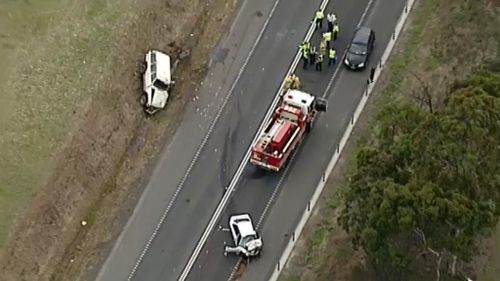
<box><xmin>250</xmin><ymin>89</ymin><xmax>327</xmax><ymax>172</ymax></box>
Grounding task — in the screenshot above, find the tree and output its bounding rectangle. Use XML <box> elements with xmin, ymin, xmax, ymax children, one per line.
<box><xmin>339</xmin><ymin>70</ymin><xmax>500</xmax><ymax>280</ymax></box>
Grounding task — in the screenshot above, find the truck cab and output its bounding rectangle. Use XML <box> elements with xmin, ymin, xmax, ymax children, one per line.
<box><xmin>141</xmin><ymin>50</ymin><xmax>175</xmax><ymax>115</ymax></box>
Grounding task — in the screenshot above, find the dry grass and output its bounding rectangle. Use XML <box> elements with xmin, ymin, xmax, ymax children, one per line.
<box><xmin>278</xmin><ymin>0</ymin><xmax>500</xmax><ymax>281</ymax></box>
<box><xmin>0</xmin><ymin>0</ymin><xmax>237</xmax><ymax>280</ymax></box>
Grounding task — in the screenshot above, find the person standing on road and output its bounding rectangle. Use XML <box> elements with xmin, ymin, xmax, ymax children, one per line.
<box><xmin>327</xmin><ymin>13</ymin><xmax>336</xmax><ymax>32</ymax></box>
<box><xmin>333</xmin><ymin>22</ymin><xmax>340</xmax><ymax>41</ymax></box>
<box><xmin>299</xmin><ymin>41</ymin><xmax>311</xmax><ymax>69</ymax></box>
<box><xmin>319</xmin><ymin>39</ymin><xmax>327</xmax><ymax>58</ymax></box>
<box><xmin>314</xmin><ymin>9</ymin><xmax>325</xmax><ymax>31</ymax></box>
<box><xmin>310</xmin><ymin>45</ymin><xmax>318</xmax><ymax>66</ymax></box>
<box><xmin>328</xmin><ymin>47</ymin><xmax>337</xmax><ymax>66</ymax></box>
<box><xmin>315</xmin><ymin>53</ymin><xmax>324</xmax><ymax>72</ymax></box>
<box><xmin>323</xmin><ymin>31</ymin><xmax>332</xmax><ymax>49</ymax></box>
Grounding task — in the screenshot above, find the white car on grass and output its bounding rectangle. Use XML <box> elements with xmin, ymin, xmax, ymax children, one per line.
<box><xmin>140</xmin><ymin>50</ymin><xmax>175</xmax><ymax>115</ymax></box>
<box><xmin>224</xmin><ymin>214</ymin><xmax>263</xmax><ymax>258</ymax></box>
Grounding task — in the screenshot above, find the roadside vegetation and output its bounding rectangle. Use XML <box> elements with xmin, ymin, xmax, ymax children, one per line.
<box><xmin>279</xmin><ymin>0</ymin><xmax>500</xmax><ymax>281</ymax></box>
<box><xmin>0</xmin><ymin>0</ymin><xmax>236</xmax><ymax>281</ymax></box>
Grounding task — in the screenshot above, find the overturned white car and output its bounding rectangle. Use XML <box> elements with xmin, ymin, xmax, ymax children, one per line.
<box><xmin>140</xmin><ymin>50</ymin><xmax>175</xmax><ymax>115</ymax></box>
<box><xmin>224</xmin><ymin>214</ymin><xmax>263</xmax><ymax>258</ymax></box>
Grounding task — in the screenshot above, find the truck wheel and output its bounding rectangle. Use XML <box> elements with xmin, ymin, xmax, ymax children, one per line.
<box><xmin>306</xmin><ymin>121</ymin><xmax>313</xmax><ymax>133</ymax></box>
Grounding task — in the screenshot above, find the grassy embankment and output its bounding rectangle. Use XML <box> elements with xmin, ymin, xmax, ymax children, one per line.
<box><xmin>0</xmin><ymin>0</ymin><xmax>238</xmax><ymax>280</ymax></box>
<box><xmin>278</xmin><ymin>0</ymin><xmax>500</xmax><ymax>281</ymax></box>
<box><xmin>0</xmin><ymin>0</ymin><xmax>137</xmax><ymax>248</ymax></box>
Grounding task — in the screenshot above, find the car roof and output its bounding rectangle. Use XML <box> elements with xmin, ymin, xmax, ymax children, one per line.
<box><xmin>230</xmin><ymin>214</ymin><xmax>257</xmax><ymax>237</ymax></box>
<box><xmin>352</xmin><ymin>26</ymin><xmax>372</xmax><ymax>44</ymax></box>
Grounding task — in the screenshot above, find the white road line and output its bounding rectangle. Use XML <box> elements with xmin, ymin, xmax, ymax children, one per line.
<box><xmin>178</xmin><ymin>0</ymin><xmax>333</xmax><ymax>280</ymax></box>
<box><xmin>267</xmin><ymin>0</ymin><xmax>416</xmax><ymax>280</ymax></box>
<box><xmin>122</xmin><ymin>0</ymin><xmax>284</xmax><ymax>279</ymax></box>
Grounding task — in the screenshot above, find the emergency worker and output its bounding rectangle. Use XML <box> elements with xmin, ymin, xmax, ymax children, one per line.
<box><xmin>314</xmin><ymin>9</ymin><xmax>325</xmax><ymax>30</ymax></box>
<box><xmin>333</xmin><ymin>22</ymin><xmax>340</xmax><ymax>41</ymax></box>
<box><xmin>291</xmin><ymin>74</ymin><xmax>301</xmax><ymax>89</ymax></box>
<box><xmin>328</xmin><ymin>47</ymin><xmax>337</xmax><ymax>66</ymax></box>
<box><xmin>299</xmin><ymin>41</ymin><xmax>311</xmax><ymax>69</ymax></box>
<box><xmin>315</xmin><ymin>53</ymin><xmax>324</xmax><ymax>72</ymax></box>
<box><xmin>319</xmin><ymin>40</ymin><xmax>327</xmax><ymax>57</ymax></box>
<box><xmin>323</xmin><ymin>31</ymin><xmax>332</xmax><ymax>49</ymax></box>
<box><xmin>327</xmin><ymin>13</ymin><xmax>336</xmax><ymax>32</ymax></box>
<box><xmin>310</xmin><ymin>45</ymin><xmax>318</xmax><ymax>66</ymax></box>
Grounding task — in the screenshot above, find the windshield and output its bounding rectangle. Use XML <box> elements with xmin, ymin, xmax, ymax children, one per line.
<box><xmin>349</xmin><ymin>43</ymin><xmax>367</xmax><ymax>55</ymax></box>
<box><xmin>153</xmin><ymin>78</ymin><xmax>169</xmax><ymax>90</ymax></box>
<box><xmin>239</xmin><ymin>234</ymin><xmax>258</xmax><ymax>247</ymax></box>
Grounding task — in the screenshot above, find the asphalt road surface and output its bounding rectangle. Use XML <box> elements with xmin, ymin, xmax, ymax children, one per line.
<box><xmin>184</xmin><ymin>0</ymin><xmax>408</xmax><ymax>280</ymax></box>
<box><xmin>96</xmin><ymin>0</ymin><xmax>325</xmax><ymax>280</ymax></box>
<box><xmin>95</xmin><ymin>0</ymin><xmax>407</xmax><ymax>280</ymax></box>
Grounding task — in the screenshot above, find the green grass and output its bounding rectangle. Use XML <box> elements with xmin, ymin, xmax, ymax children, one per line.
<box><xmin>0</xmin><ymin>0</ymin><xmax>137</xmax><ymax>247</ymax></box>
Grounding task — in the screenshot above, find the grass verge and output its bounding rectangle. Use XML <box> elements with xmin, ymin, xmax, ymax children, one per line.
<box><xmin>0</xmin><ymin>0</ymin><xmax>136</xmax><ymax>247</ymax></box>
<box><xmin>278</xmin><ymin>0</ymin><xmax>500</xmax><ymax>280</ymax></box>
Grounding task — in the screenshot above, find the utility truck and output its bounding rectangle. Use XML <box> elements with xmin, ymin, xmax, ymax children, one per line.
<box><xmin>250</xmin><ymin>89</ymin><xmax>327</xmax><ymax>172</ymax></box>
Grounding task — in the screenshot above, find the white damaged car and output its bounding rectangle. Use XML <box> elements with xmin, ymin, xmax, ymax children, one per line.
<box><xmin>224</xmin><ymin>214</ymin><xmax>263</xmax><ymax>258</ymax></box>
<box><xmin>140</xmin><ymin>50</ymin><xmax>175</xmax><ymax>115</ymax></box>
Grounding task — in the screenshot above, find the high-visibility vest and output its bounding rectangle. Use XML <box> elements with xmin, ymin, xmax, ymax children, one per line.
<box><xmin>333</xmin><ymin>24</ymin><xmax>340</xmax><ymax>33</ymax></box>
<box><xmin>315</xmin><ymin>10</ymin><xmax>324</xmax><ymax>20</ymax></box>
<box><xmin>305</xmin><ymin>42</ymin><xmax>311</xmax><ymax>52</ymax></box>
<box><xmin>323</xmin><ymin>32</ymin><xmax>332</xmax><ymax>42</ymax></box>
<box><xmin>317</xmin><ymin>53</ymin><xmax>324</xmax><ymax>62</ymax></box>
<box><xmin>329</xmin><ymin>49</ymin><xmax>336</xmax><ymax>59</ymax></box>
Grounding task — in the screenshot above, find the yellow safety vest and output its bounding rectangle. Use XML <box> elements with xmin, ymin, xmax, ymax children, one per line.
<box><xmin>315</xmin><ymin>11</ymin><xmax>324</xmax><ymax>20</ymax></box>
<box><xmin>329</xmin><ymin>49</ymin><xmax>336</xmax><ymax>59</ymax></box>
<box><xmin>333</xmin><ymin>25</ymin><xmax>340</xmax><ymax>33</ymax></box>
<box><xmin>323</xmin><ymin>32</ymin><xmax>332</xmax><ymax>42</ymax></box>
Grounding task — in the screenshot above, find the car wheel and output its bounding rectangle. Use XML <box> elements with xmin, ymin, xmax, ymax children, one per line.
<box><xmin>139</xmin><ymin>94</ymin><xmax>147</xmax><ymax>106</ymax></box>
<box><xmin>139</xmin><ymin>61</ymin><xmax>147</xmax><ymax>74</ymax></box>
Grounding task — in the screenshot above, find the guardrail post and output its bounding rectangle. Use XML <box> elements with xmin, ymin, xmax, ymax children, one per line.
<box><xmin>307</xmin><ymin>201</ymin><xmax>311</xmax><ymax>211</ymax></box>
<box><xmin>392</xmin><ymin>32</ymin><xmax>396</xmax><ymax>40</ymax></box>
<box><xmin>292</xmin><ymin>231</ymin><xmax>295</xmax><ymax>242</ymax></box>
<box><xmin>277</xmin><ymin>261</ymin><xmax>280</xmax><ymax>271</ymax></box>
<box><xmin>405</xmin><ymin>3</ymin><xmax>408</xmax><ymax>13</ymax></box>
<box><xmin>322</xmin><ymin>173</ymin><xmax>325</xmax><ymax>182</ymax></box>
<box><xmin>337</xmin><ymin>144</ymin><xmax>340</xmax><ymax>154</ymax></box>
<box><xmin>379</xmin><ymin>60</ymin><xmax>382</xmax><ymax>69</ymax></box>
<box><xmin>351</xmin><ymin>114</ymin><xmax>354</xmax><ymax>125</ymax></box>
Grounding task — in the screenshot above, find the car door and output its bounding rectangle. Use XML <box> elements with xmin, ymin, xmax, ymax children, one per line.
<box><xmin>230</xmin><ymin>222</ymin><xmax>241</xmax><ymax>246</ymax></box>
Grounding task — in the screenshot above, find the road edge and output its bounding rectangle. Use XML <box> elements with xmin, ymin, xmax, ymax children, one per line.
<box><xmin>267</xmin><ymin>0</ymin><xmax>416</xmax><ymax>279</ymax></box>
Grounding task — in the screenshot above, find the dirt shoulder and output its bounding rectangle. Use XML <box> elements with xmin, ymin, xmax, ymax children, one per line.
<box><xmin>0</xmin><ymin>0</ymin><xmax>237</xmax><ymax>281</ymax></box>
<box><xmin>278</xmin><ymin>0</ymin><xmax>500</xmax><ymax>281</ymax></box>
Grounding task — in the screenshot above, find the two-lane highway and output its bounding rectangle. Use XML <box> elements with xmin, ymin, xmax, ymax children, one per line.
<box><xmin>184</xmin><ymin>0</ymin><xmax>408</xmax><ymax>280</ymax></box>
<box><xmin>109</xmin><ymin>0</ymin><xmax>335</xmax><ymax>281</ymax></box>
